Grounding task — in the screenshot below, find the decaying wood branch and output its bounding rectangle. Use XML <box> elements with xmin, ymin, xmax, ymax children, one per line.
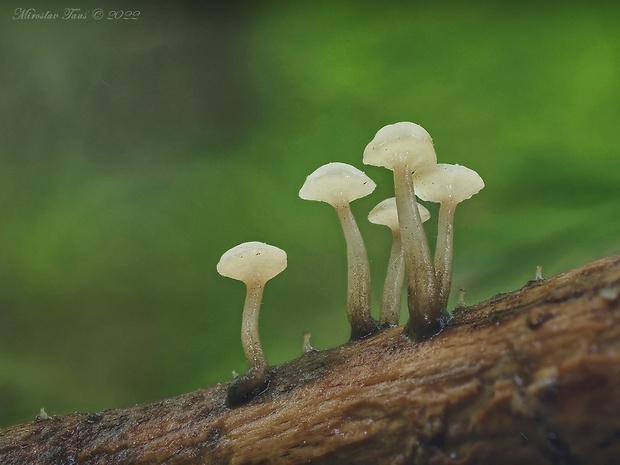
<box><xmin>1</xmin><ymin>255</ymin><xmax>620</xmax><ymax>464</ymax></box>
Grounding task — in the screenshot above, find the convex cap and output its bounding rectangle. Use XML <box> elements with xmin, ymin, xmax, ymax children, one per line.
<box><xmin>217</xmin><ymin>242</ymin><xmax>287</xmax><ymax>284</ymax></box>
<box><xmin>368</xmin><ymin>197</ymin><xmax>431</xmax><ymax>231</ymax></box>
<box><xmin>299</xmin><ymin>162</ymin><xmax>376</xmax><ymax>206</ymax></box>
<box><xmin>363</xmin><ymin>122</ymin><xmax>437</xmax><ymax>171</ymax></box>
<box><xmin>413</xmin><ymin>163</ymin><xmax>484</xmax><ymax>204</ymax></box>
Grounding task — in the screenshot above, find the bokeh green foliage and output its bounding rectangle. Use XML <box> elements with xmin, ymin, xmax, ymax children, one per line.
<box><xmin>1</xmin><ymin>2</ymin><xmax>619</xmax><ymax>427</ymax></box>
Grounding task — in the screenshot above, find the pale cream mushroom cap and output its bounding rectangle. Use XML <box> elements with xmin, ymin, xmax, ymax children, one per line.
<box><xmin>413</xmin><ymin>163</ymin><xmax>484</xmax><ymax>204</ymax></box>
<box><xmin>217</xmin><ymin>241</ymin><xmax>287</xmax><ymax>284</ymax></box>
<box><xmin>363</xmin><ymin>122</ymin><xmax>437</xmax><ymax>171</ymax></box>
<box><xmin>299</xmin><ymin>162</ymin><xmax>376</xmax><ymax>206</ymax></box>
<box><xmin>368</xmin><ymin>197</ymin><xmax>431</xmax><ymax>231</ymax></box>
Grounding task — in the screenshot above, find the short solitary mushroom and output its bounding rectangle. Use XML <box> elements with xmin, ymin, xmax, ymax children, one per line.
<box><xmin>302</xmin><ymin>332</ymin><xmax>316</xmax><ymax>354</ymax></box>
<box><xmin>299</xmin><ymin>162</ymin><xmax>378</xmax><ymax>340</ymax></box>
<box><xmin>217</xmin><ymin>241</ymin><xmax>287</xmax><ymax>406</ymax></box>
<box><xmin>535</xmin><ymin>265</ymin><xmax>544</xmax><ymax>281</ymax></box>
<box><xmin>368</xmin><ymin>197</ymin><xmax>430</xmax><ymax>327</ymax></box>
<box><xmin>363</xmin><ymin>122</ymin><xmax>440</xmax><ymax>340</ymax></box>
<box><xmin>413</xmin><ymin>163</ymin><xmax>484</xmax><ymax>310</ymax></box>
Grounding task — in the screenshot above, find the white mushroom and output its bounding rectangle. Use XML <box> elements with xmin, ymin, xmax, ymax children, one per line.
<box><xmin>368</xmin><ymin>197</ymin><xmax>430</xmax><ymax>327</ymax></box>
<box><xmin>363</xmin><ymin>122</ymin><xmax>440</xmax><ymax>339</ymax></box>
<box><xmin>535</xmin><ymin>265</ymin><xmax>544</xmax><ymax>281</ymax></box>
<box><xmin>413</xmin><ymin>163</ymin><xmax>484</xmax><ymax>310</ymax></box>
<box><xmin>217</xmin><ymin>241</ymin><xmax>287</xmax><ymax>405</ymax></box>
<box><xmin>299</xmin><ymin>162</ymin><xmax>378</xmax><ymax>340</ymax></box>
<box><xmin>302</xmin><ymin>332</ymin><xmax>316</xmax><ymax>354</ymax></box>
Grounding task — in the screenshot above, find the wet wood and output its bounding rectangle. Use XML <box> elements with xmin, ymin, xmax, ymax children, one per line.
<box><xmin>1</xmin><ymin>255</ymin><xmax>619</xmax><ymax>464</ymax></box>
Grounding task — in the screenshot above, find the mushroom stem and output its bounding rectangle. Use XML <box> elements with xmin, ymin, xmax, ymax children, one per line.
<box><xmin>226</xmin><ymin>279</ymin><xmax>271</xmax><ymax>407</ymax></box>
<box><xmin>393</xmin><ymin>167</ymin><xmax>440</xmax><ymax>339</ymax></box>
<box><xmin>379</xmin><ymin>231</ymin><xmax>404</xmax><ymax>327</ymax></box>
<box><xmin>434</xmin><ymin>201</ymin><xmax>457</xmax><ymax>310</ymax></box>
<box><xmin>241</xmin><ymin>281</ymin><xmax>268</xmax><ymax>374</ymax></box>
<box><xmin>335</xmin><ymin>203</ymin><xmax>377</xmax><ymax>339</ymax></box>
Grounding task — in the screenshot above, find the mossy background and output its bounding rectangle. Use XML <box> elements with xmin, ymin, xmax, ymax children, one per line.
<box><xmin>1</xmin><ymin>2</ymin><xmax>619</xmax><ymax>427</ymax></box>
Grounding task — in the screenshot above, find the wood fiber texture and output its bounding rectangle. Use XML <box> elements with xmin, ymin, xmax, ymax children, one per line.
<box><xmin>1</xmin><ymin>255</ymin><xmax>619</xmax><ymax>464</ymax></box>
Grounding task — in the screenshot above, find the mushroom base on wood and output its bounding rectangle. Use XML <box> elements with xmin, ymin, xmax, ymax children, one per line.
<box><xmin>1</xmin><ymin>255</ymin><xmax>620</xmax><ymax>465</ymax></box>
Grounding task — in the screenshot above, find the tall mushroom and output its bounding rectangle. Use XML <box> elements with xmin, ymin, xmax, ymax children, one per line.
<box><xmin>363</xmin><ymin>122</ymin><xmax>440</xmax><ymax>340</ymax></box>
<box><xmin>368</xmin><ymin>197</ymin><xmax>431</xmax><ymax>327</ymax></box>
<box><xmin>413</xmin><ymin>163</ymin><xmax>484</xmax><ymax>310</ymax></box>
<box><xmin>299</xmin><ymin>162</ymin><xmax>378</xmax><ymax>340</ymax></box>
<box><xmin>217</xmin><ymin>241</ymin><xmax>287</xmax><ymax>406</ymax></box>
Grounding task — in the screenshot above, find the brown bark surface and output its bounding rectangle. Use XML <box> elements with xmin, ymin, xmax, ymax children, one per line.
<box><xmin>1</xmin><ymin>255</ymin><xmax>620</xmax><ymax>464</ymax></box>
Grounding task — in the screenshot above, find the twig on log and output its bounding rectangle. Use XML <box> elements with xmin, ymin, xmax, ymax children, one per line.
<box><xmin>1</xmin><ymin>255</ymin><xmax>619</xmax><ymax>464</ymax></box>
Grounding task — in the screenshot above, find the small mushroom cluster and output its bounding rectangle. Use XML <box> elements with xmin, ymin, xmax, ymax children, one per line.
<box><xmin>363</xmin><ymin>123</ymin><xmax>484</xmax><ymax>339</ymax></box>
<box><xmin>217</xmin><ymin>121</ymin><xmax>484</xmax><ymax>406</ymax></box>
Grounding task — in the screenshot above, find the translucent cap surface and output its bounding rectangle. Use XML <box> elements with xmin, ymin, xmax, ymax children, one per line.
<box><xmin>217</xmin><ymin>241</ymin><xmax>287</xmax><ymax>284</ymax></box>
<box><xmin>413</xmin><ymin>164</ymin><xmax>484</xmax><ymax>204</ymax></box>
<box><xmin>368</xmin><ymin>197</ymin><xmax>430</xmax><ymax>231</ymax></box>
<box><xmin>363</xmin><ymin>122</ymin><xmax>437</xmax><ymax>170</ymax></box>
<box><xmin>299</xmin><ymin>162</ymin><xmax>376</xmax><ymax>206</ymax></box>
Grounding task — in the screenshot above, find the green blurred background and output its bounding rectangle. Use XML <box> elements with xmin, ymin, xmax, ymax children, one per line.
<box><xmin>1</xmin><ymin>2</ymin><xmax>619</xmax><ymax>427</ymax></box>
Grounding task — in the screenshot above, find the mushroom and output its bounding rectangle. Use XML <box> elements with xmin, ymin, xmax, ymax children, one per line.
<box><xmin>368</xmin><ymin>197</ymin><xmax>431</xmax><ymax>327</ymax></box>
<box><xmin>299</xmin><ymin>162</ymin><xmax>378</xmax><ymax>340</ymax></box>
<box><xmin>363</xmin><ymin>122</ymin><xmax>440</xmax><ymax>340</ymax></box>
<box><xmin>535</xmin><ymin>265</ymin><xmax>544</xmax><ymax>281</ymax></box>
<box><xmin>302</xmin><ymin>332</ymin><xmax>316</xmax><ymax>354</ymax></box>
<box><xmin>413</xmin><ymin>163</ymin><xmax>484</xmax><ymax>310</ymax></box>
<box><xmin>217</xmin><ymin>241</ymin><xmax>287</xmax><ymax>406</ymax></box>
